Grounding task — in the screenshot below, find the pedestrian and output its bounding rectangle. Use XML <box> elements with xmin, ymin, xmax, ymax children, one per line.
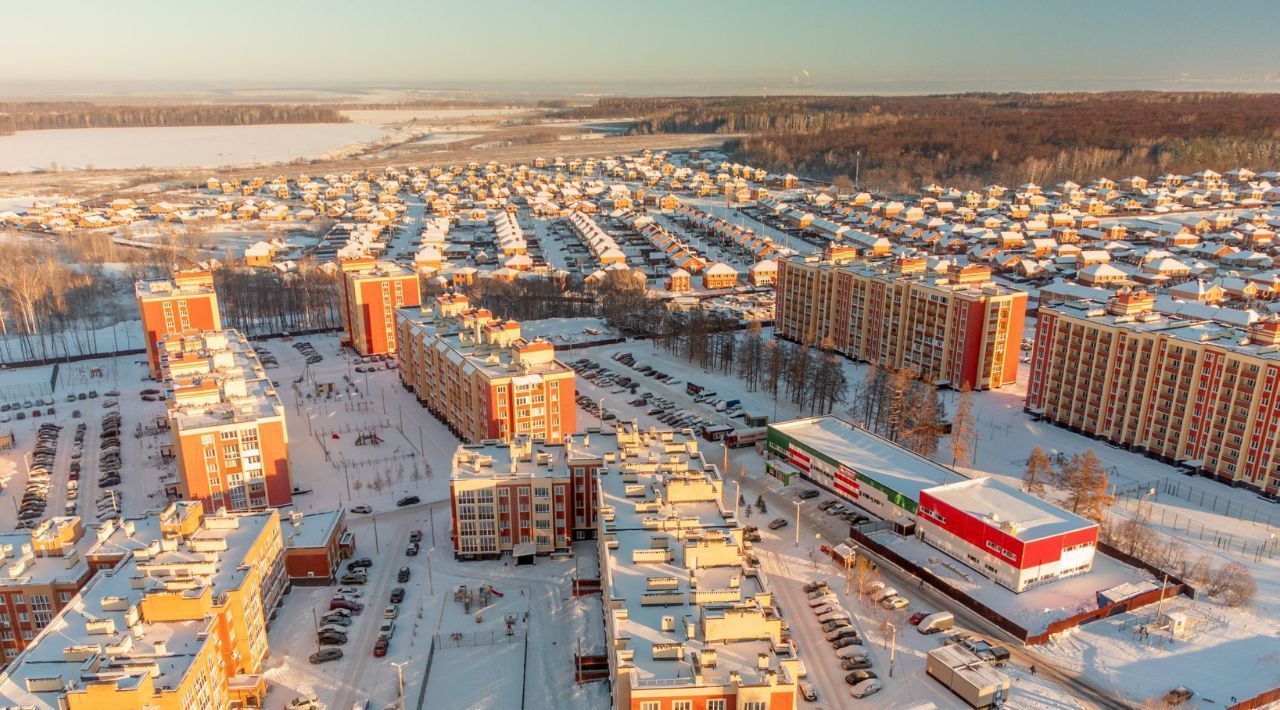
<box><xmin>1030</xmin><ymin>664</ymin><xmax>1037</xmax><ymax>675</ymax></box>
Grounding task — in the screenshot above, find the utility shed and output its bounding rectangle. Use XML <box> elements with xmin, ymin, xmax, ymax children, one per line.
<box><xmin>926</xmin><ymin>645</ymin><xmax>1011</xmax><ymax>709</ymax></box>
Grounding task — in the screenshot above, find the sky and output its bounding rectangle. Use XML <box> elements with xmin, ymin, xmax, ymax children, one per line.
<box><xmin>3</xmin><ymin>0</ymin><xmax>1280</xmax><ymax>96</ymax></box>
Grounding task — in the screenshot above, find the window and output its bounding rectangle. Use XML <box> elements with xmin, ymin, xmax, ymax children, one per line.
<box><xmin>742</xmin><ymin>703</ymin><xmax>766</xmax><ymax>710</ymax></box>
<box><xmin>640</xmin><ymin>703</ymin><xmax>659</xmax><ymax>710</ymax></box>
<box><xmin>706</xmin><ymin>701</ymin><xmax>726</xmax><ymax>710</ymax></box>
<box><xmin>673</xmin><ymin>702</ymin><xmax>692</xmax><ymax>710</ymax></box>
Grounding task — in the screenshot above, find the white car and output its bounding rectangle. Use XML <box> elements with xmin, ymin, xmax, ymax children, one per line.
<box><xmin>812</xmin><ymin>604</ymin><xmax>841</xmax><ymax>616</ymax></box>
<box><xmin>850</xmin><ymin>679</ymin><xmax>883</xmax><ymax>698</ymax></box>
<box><xmin>808</xmin><ymin>594</ymin><xmax>839</xmax><ymax>608</ymax></box>
<box><xmin>881</xmin><ymin>595</ymin><xmax>909</xmax><ymax>610</ymax></box>
<box><xmin>817</xmin><ymin>610</ymin><xmax>851</xmax><ymax>624</ymax></box>
<box><xmin>336</xmin><ymin>587</ymin><xmax>363</xmax><ymax>598</ymax></box>
<box><xmin>837</xmin><ymin>646</ymin><xmax>870</xmax><ymax>660</ymax></box>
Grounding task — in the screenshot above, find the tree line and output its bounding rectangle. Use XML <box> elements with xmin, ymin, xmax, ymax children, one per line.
<box><xmin>558</xmin><ymin>92</ymin><xmax>1280</xmax><ymax>191</ymax></box>
<box><xmin>0</xmin><ymin>103</ymin><xmax>350</xmax><ymax>135</ymax></box>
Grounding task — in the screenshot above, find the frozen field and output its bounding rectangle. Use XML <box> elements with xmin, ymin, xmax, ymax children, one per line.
<box><xmin>0</xmin><ymin>123</ymin><xmax>389</xmax><ymax>172</ymax></box>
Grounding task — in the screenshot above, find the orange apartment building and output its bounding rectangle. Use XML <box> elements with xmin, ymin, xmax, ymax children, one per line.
<box><xmin>0</xmin><ymin>518</ymin><xmax>95</xmax><ymax>666</ymax></box>
<box><xmin>160</xmin><ymin>330</ymin><xmax>293</xmax><ymax>511</ymax></box>
<box><xmin>396</xmin><ymin>294</ymin><xmax>576</xmax><ymax>444</ymax></box>
<box><xmin>340</xmin><ymin>257</ymin><xmax>422</xmax><ymax>356</ymax></box>
<box><xmin>1028</xmin><ymin>291</ymin><xmax>1280</xmax><ymax>495</ymax></box>
<box><xmin>136</xmin><ymin>269</ymin><xmax>223</xmax><ymax>379</ymax></box>
<box><xmin>0</xmin><ymin>502</ymin><xmax>286</xmax><ymax>709</ymax></box>
<box><xmin>450</xmin><ymin>435</ymin><xmax>603</xmax><ymax>559</ymax></box>
<box><xmin>775</xmin><ymin>253</ymin><xmax>1027</xmax><ymax>390</ymax></box>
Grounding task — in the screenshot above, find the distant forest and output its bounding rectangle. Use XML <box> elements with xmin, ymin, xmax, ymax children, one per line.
<box><xmin>559</xmin><ymin>93</ymin><xmax>1280</xmax><ymax>191</ymax></box>
<box><xmin>0</xmin><ymin>103</ymin><xmax>349</xmax><ymax>135</ymax></box>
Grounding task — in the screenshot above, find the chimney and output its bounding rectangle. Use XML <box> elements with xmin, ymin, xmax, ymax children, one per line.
<box><xmin>1106</xmin><ymin>289</ymin><xmax>1155</xmax><ymax>316</ymax></box>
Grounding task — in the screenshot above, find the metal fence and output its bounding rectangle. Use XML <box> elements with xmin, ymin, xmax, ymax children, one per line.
<box><xmin>434</xmin><ymin>629</ymin><xmax>526</xmax><ymax>648</ymax></box>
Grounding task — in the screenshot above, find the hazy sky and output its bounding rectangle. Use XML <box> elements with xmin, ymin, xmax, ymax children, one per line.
<box><xmin>4</xmin><ymin>0</ymin><xmax>1280</xmax><ymax>93</ymax></box>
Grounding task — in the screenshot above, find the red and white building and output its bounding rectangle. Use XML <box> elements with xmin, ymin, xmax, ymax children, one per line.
<box><xmin>916</xmin><ymin>477</ymin><xmax>1099</xmax><ymax>593</ymax></box>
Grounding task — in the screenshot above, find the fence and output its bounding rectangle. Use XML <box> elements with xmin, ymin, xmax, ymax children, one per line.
<box><xmin>1160</xmin><ymin>478</ymin><xmax>1280</xmax><ymax>529</ymax></box>
<box><xmin>434</xmin><ymin>629</ymin><xmax>526</xmax><ymax>649</ymax></box>
<box><xmin>1115</xmin><ymin>485</ymin><xmax>1280</xmax><ymax>562</ymax></box>
<box><xmin>1228</xmin><ymin>686</ymin><xmax>1280</xmax><ymax>710</ymax></box>
<box><xmin>411</xmin><ymin>634</ymin><xmax>436</xmax><ymax>710</ymax></box>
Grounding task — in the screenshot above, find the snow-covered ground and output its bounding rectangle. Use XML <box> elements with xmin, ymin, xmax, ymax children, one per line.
<box><xmin>0</xmin><ymin>124</ymin><xmax>391</xmax><ymax>172</ymax></box>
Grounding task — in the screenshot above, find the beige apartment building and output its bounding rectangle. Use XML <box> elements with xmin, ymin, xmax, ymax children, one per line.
<box><xmin>0</xmin><ymin>518</ymin><xmax>95</xmax><ymax>665</ymax></box>
<box><xmin>1028</xmin><ymin>290</ymin><xmax>1280</xmax><ymax>494</ymax></box>
<box><xmin>776</xmin><ymin>253</ymin><xmax>1026</xmax><ymax>390</ymax></box>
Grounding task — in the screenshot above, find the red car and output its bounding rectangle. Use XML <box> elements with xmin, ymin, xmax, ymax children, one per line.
<box><xmin>330</xmin><ymin>598</ymin><xmax>363</xmax><ymax>613</ymax></box>
<box><xmin>909</xmin><ymin>611</ymin><xmax>929</xmax><ymax>626</ymax></box>
<box><xmin>373</xmin><ymin>638</ymin><xmax>388</xmax><ymax>657</ymax></box>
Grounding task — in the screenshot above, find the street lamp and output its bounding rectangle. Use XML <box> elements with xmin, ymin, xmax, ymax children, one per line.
<box><xmin>794</xmin><ymin>500</ymin><xmax>801</xmax><ymax>546</ymax></box>
<box><xmin>390</xmin><ymin>660</ymin><xmax>408</xmax><ymax>709</ymax></box>
<box><xmin>886</xmin><ymin>622</ymin><xmax>897</xmax><ymax>678</ymax></box>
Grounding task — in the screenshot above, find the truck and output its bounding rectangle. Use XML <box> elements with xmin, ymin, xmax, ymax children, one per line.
<box><xmin>724</xmin><ymin>427</ymin><xmax>767</xmax><ymax>448</ymax></box>
<box><xmin>700</xmin><ymin>424</ymin><xmax>735</xmax><ymax>442</ymax></box>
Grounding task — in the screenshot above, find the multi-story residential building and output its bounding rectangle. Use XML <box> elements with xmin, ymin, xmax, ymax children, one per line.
<box><xmin>159</xmin><ymin>330</ymin><xmax>292</xmax><ymax>511</ymax></box>
<box><xmin>339</xmin><ymin>257</ymin><xmax>421</xmax><ymax>356</ymax></box>
<box><xmin>450</xmin><ymin>434</ymin><xmax>604</xmax><ymax>559</ymax></box>
<box><xmin>0</xmin><ymin>501</ymin><xmax>286</xmax><ymax>709</ymax></box>
<box><xmin>136</xmin><ymin>269</ymin><xmax>223</xmax><ymax>379</ymax></box>
<box><xmin>775</xmin><ymin>252</ymin><xmax>1027</xmax><ymax>390</ymax></box>
<box><xmin>397</xmin><ymin>294</ymin><xmax>576</xmax><ymax>444</ymax></box>
<box><xmin>594</xmin><ymin>424</ymin><xmax>801</xmax><ymax>710</ymax></box>
<box><xmin>0</xmin><ymin>518</ymin><xmax>95</xmax><ymax>665</ymax></box>
<box><xmin>1028</xmin><ymin>290</ymin><xmax>1280</xmax><ymax>494</ymax></box>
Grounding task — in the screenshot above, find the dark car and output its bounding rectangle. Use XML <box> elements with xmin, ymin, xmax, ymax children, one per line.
<box><xmin>348</xmin><ymin>558</ymin><xmax>373</xmax><ymax>569</ymax></box>
<box><xmin>833</xmin><ymin>636</ymin><xmax>863</xmax><ymax>649</ymax></box>
<box><xmin>340</xmin><ymin>573</ymin><xmax>367</xmax><ymax>585</ymax></box>
<box><xmin>309</xmin><ymin>648</ymin><xmax>343</xmax><ymax>664</ymax></box>
<box><xmin>373</xmin><ymin>638</ymin><xmax>389</xmax><ymax>657</ymax></box>
<box><xmin>390</xmin><ymin>587</ymin><xmax>405</xmax><ymax>604</ymax></box>
<box><xmin>845</xmin><ymin>670</ymin><xmax>878</xmax><ymax>684</ymax></box>
<box><xmin>396</xmin><ymin>496</ymin><xmax>420</xmax><ymax>507</ymax></box>
<box><xmin>841</xmin><ymin>658</ymin><xmax>874</xmax><ymax>671</ymax></box>
<box><xmin>909</xmin><ymin>612</ymin><xmax>929</xmax><ymax>626</ymax></box>
<box><xmin>798</xmin><ymin>488</ymin><xmax>820</xmax><ymax>500</ymax></box>
<box><xmin>397</xmin><ymin>567</ymin><xmax>411</xmax><ymax>583</ymax></box>
<box><xmin>767</xmin><ymin>518</ymin><xmax>788</xmax><ymax>530</ymax></box>
<box><xmin>318</xmin><ymin>630</ymin><xmax>348</xmax><ymax>645</ymax></box>
<box><xmin>409</xmin><ymin>530</ymin><xmax>423</xmax><ymax>543</ymax></box>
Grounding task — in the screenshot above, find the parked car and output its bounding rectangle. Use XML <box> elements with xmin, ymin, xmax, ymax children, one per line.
<box><xmin>881</xmin><ymin>595</ymin><xmax>909</xmax><ymax>610</ymax></box>
<box><xmin>833</xmin><ymin>636</ymin><xmax>863</xmax><ymax>649</ymax></box>
<box><xmin>339</xmin><ymin>573</ymin><xmax>367</xmax><ymax>585</ymax></box>
<box><xmin>396</xmin><ymin>495</ymin><xmax>421</xmax><ymax>507</ymax></box>
<box><xmin>329</xmin><ymin>599</ymin><xmax>363</xmax><ymax>613</ymax></box>
<box><xmin>845</xmin><ymin>670</ymin><xmax>878</xmax><ymax>684</ymax></box>
<box><xmin>850</xmin><ymin>679</ymin><xmax>882</xmax><ymax>698</ymax></box>
<box><xmin>767</xmin><ymin>518</ymin><xmax>789</xmax><ymax>530</ymax></box>
<box><xmin>350</xmin><ymin>505</ymin><xmax>373</xmax><ymax>514</ymax></box>
<box><xmin>390</xmin><ymin>587</ymin><xmax>405</xmax><ymax>604</ymax></box>
<box><xmin>826</xmin><ymin>626</ymin><xmax>860</xmax><ymax>642</ymax></box>
<box><xmin>309</xmin><ymin>649</ymin><xmax>343</xmax><ymax>664</ymax></box>
<box><xmin>797</xmin><ymin>488</ymin><xmax>820</xmax><ymax>500</ymax></box>
<box><xmin>409</xmin><ymin>529</ymin><xmax>423</xmax><ymax>543</ymax></box>
<box><xmin>397</xmin><ymin>567</ymin><xmax>411</xmax><ymax>583</ymax></box>
<box><xmin>405</xmin><ymin>542</ymin><xmax>420</xmax><ymax>556</ymax></box>
<box><xmin>373</xmin><ymin>638</ymin><xmax>389</xmax><ymax>657</ymax></box>
<box><xmin>348</xmin><ymin>558</ymin><xmax>374</xmax><ymax>569</ymax></box>
<box><xmin>384</xmin><ymin>604</ymin><xmax>399</xmax><ymax>619</ymax></box>
<box><xmin>842</xmin><ymin>657</ymin><xmax>874</xmax><ymax>670</ymax></box>
<box><xmin>798</xmin><ymin>681</ymin><xmax>818</xmax><ymax>701</ymax></box>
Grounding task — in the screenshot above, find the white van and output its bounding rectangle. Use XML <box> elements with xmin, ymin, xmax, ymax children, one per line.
<box><xmin>917</xmin><ymin>611</ymin><xmax>955</xmax><ymax>634</ymax></box>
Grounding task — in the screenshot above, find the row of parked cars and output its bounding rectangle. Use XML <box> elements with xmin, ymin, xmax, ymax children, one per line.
<box><xmin>17</xmin><ymin>423</ymin><xmax>62</xmax><ymax>527</ymax></box>
<box><xmin>802</xmin><ymin>580</ymin><xmax>882</xmax><ymax>700</ymax></box>
<box><xmin>253</xmin><ymin>347</ymin><xmax>279</xmax><ymax>369</ymax></box>
<box><xmin>610</xmin><ymin>351</ymin><xmax>679</xmax><ymax>385</ymax></box>
<box><xmin>97</xmin><ymin>412</ymin><xmax>123</xmax><ymax>489</ymax></box>
<box><xmin>293</xmin><ymin>341</ymin><xmax>323</xmax><ymax>365</ymax></box>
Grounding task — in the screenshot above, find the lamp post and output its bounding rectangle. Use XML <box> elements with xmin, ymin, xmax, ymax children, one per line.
<box><xmin>794</xmin><ymin>500</ymin><xmax>801</xmax><ymax>546</ymax></box>
<box><xmin>887</xmin><ymin>622</ymin><xmax>897</xmax><ymax>678</ymax></box>
<box><xmin>390</xmin><ymin>660</ymin><xmax>408</xmax><ymax>709</ymax></box>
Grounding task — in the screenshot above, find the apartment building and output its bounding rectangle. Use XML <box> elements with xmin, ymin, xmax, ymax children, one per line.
<box><xmin>136</xmin><ymin>269</ymin><xmax>223</xmax><ymax>379</ymax></box>
<box><xmin>450</xmin><ymin>434</ymin><xmax>605</xmax><ymax>559</ymax></box>
<box><xmin>0</xmin><ymin>502</ymin><xmax>285</xmax><ymax>709</ymax></box>
<box><xmin>340</xmin><ymin>257</ymin><xmax>421</xmax><ymax>356</ymax></box>
<box><xmin>160</xmin><ymin>330</ymin><xmax>292</xmax><ymax>511</ymax></box>
<box><xmin>595</xmin><ymin>424</ymin><xmax>801</xmax><ymax>710</ymax></box>
<box><xmin>397</xmin><ymin>294</ymin><xmax>576</xmax><ymax>444</ymax></box>
<box><xmin>775</xmin><ymin>252</ymin><xmax>1026</xmax><ymax>390</ymax></box>
<box><xmin>0</xmin><ymin>518</ymin><xmax>95</xmax><ymax>665</ymax></box>
<box><xmin>1028</xmin><ymin>290</ymin><xmax>1280</xmax><ymax>494</ymax></box>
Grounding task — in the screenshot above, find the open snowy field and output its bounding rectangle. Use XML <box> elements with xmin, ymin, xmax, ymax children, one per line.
<box><xmin>0</xmin><ymin>124</ymin><xmax>390</xmax><ymax>172</ymax></box>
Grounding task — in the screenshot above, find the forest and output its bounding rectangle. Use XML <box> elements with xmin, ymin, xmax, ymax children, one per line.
<box><xmin>0</xmin><ymin>103</ymin><xmax>349</xmax><ymax>135</ymax></box>
<box><xmin>558</xmin><ymin>93</ymin><xmax>1280</xmax><ymax>191</ymax></box>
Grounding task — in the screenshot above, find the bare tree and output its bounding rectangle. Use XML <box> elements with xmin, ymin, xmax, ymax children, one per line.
<box><xmin>1060</xmin><ymin>449</ymin><xmax>1114</xmax><ymax>522</ymax></box>
<box><xmin>949</xmin><ymin>383</ymin><xmax>975</xmax><ymax>468</ymax></box>
<box><xmin>1206</xmin><ymin>562</ymin><xmax>1256</xmax><ymax>608</ymax></box>
<box><xmin>1024</xmin><ymin>445</ymin><xmax>1051</xmax><ymax>495</ymax></box>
